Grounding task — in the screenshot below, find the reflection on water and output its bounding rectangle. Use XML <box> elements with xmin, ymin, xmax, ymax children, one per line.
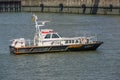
<box><xmin>0</xmin><ymin>13</ymin><xmax>120</xmax><ymax>80</ymax></box>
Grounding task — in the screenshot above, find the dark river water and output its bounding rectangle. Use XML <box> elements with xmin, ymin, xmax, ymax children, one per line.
<box><xmin>0</xmin><ymin>13</ymin><xmax>120</xmax><ymax>80</ymax></box>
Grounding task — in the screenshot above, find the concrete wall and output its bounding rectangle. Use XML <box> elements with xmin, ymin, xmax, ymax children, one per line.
<box><xmin>21</xmin><ymin>0</ymin><xmax>120</xmax><ymax>7</ymax></box>
<box><xmin>21</xmin><ymin>0</ymin><xmax>120</xmax><ymax>15</ymax></box>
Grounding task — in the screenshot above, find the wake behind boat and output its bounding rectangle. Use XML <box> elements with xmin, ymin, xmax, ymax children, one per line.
<box><xmin>9</xmin><ymin>15</ymin><xmax>103</xmax><ymax>54</ymax></box>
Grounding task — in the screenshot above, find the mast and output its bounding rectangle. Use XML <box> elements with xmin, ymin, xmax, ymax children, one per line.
<box><xmin>32</xmin><ymin>14</ymin><xmax>49</xmax><ymax>46</ymax></box>
<box><xmin>32</xmin><ymin>14</ymin><xmax>49</xmax><ymax>33</ymax></box>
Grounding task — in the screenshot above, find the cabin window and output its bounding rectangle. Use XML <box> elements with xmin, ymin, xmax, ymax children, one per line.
<box><xmin>45</xmin><ymin>34</ymin><xmax>51</xmax><ymax>39</ymax></box>
<box><xmin>75</xmin><ymin>40</ymin><xmax>79</xmax><ymax>43</ymax></box>
<box><xmin>65</xmin><ymin>40</ymin><xmax>68</xmax><ymax>44</ymax></box>
<box><xmin>52</xmin><ymin>34</ymin><xmax>59</xmax><ymax>38</ymax></box>
<box><xmin>72</xmin><ymin>40</ymin><xmax>74</xmax><ymax>43</ymax></box>
<box><xmin>69</xmin><ymin>40</ymin><xmax>71</xmax><ymax>43</ymax></box>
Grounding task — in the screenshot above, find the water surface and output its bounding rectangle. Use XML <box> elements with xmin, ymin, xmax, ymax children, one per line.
<box><xmin>0</xmin><ymin>13</ymin><xmax>120</xmax><ymax>80</ymax></box>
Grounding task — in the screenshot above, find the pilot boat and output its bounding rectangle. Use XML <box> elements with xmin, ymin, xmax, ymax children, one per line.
<box><xmin>9</xmin><ymin>15</ymin><xmax>103</xmax><ymax>54</ymax></box>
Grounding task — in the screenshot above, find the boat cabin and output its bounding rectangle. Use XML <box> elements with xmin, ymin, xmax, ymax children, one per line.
<box><xmin>41</xmin><ymin>29</ymin><xmax>61</xmax><ymax>39</ymax></box>
<box><xmin>34</xmin><ymin>29</ymin><xmax>62</xmax><ymax>46</ymax></box>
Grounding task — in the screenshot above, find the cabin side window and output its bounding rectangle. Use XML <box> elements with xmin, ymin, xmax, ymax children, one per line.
<box><xmin>45</xmin><ymin>34</ymin><xmax>51</xmax><ymax>39</ymax></box>
<box><xmin>52</xmin><ymin>34</ymin><xmax>60</xmax><ymax>38</ymax></box>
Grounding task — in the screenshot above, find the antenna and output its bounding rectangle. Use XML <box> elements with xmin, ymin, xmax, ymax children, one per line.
<box><xmin>32</xmin><ymin>14</ymin><xmax>50</xmax><ymax>32</ymax></box>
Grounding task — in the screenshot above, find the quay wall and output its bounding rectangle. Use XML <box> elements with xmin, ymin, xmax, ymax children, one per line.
<box><xmin>0</xmin><ymin>0</ymin><xmax>120</xmax><ymax>15</ymax></box>
<box><xmin>21</xmin><ymin>0</ymin><xmax>120</xmax><ymax>15</ymax></box>
<box><xmin>22</xmin><ymin>0</ymin><xmax>120</xmax><ymax>7</ymax></box>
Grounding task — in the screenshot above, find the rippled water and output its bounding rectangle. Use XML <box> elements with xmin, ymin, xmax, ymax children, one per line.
<box><xmin>0</xmin><ymin>13</ymin><xmax>120</xmax><ymax>80</ymax></box>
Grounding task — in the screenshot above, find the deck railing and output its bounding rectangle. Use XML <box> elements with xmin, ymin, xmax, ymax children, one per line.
<box><xmin>25</xmin><ymin>36</ymin><xmax>97</xmax><ymax>47</ymax></box>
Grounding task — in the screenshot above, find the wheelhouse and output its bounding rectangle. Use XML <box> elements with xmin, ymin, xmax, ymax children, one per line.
<box><xmin>39</xmin><ymin>29</ymin><xmax>61</xmax><ymax>39</ymax></box>
<box><xmin>44</xmin><ymin>33</ymin><xmax>61</xmax><ymax>39</ymax></box>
